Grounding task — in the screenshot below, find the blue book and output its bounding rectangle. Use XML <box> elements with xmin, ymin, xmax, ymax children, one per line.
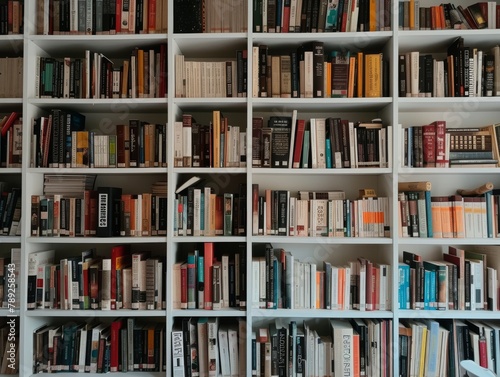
<box><xmin>200</xmin><ymin>193</ymin><xmax>205</xmax><ymax>234</ymax></box>
<box><xmin>423</xmin><ymin>320</ymin><xmax>440</xmax><ymax>375</ymax></box>
<box><xmin>197</xmin><ymin>255</ymin><xmax>204</xmax><ymax>309</ymax></box>
<box><xmin>325</xmin><ymin>139</ymin><xmax>332</xmax><ymax>168</ymax></box>
<box><xmin>424</xmin><ymin>269</ymin><xmax>432</xmax><ymax>310</ymax></box>
<box><xmin>325</xmin><ymin>0</ymin><xmax>339</xmax><ymax>31</ymax></box>
<box><xmin>398</xmin><ymin>264</ymin><xmax>410</xmax><ymax>309</ymax></box>
<box><xmin>301</xmin><ymin>130</ymin><xmax>310</xmax><ymax>168</ymax></box>
<box><xmin>425</xmin><ymin>191</ymin><xmax>433</xmax><ymax>237</ymax></box>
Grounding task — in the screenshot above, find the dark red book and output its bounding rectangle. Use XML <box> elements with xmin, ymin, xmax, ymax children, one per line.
<box><xmin>422</xmin><ymin>124</ymin><xmax>436</xmax><ymax>167</ymax></box>
<box><xmin>203</xmin><ymin>242</ymin><xmax>214</xmax><ymax>310</ymax></box>
<box><xmin>292</xmin><ymin>119</ymin><xmax>306</xmax><ymax>168</ymax></box>
<box><xmin>1</xmin><ymin>112</ymin><xmax>19</xmax><ymax>137</ymax></box>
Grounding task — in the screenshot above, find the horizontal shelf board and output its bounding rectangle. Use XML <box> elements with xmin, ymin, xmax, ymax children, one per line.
<box><xmin>252</xmin><ymin>31</ymin><xmax>392</xmax><ymax>48</ymax></box>
<box><xmin>29</xmin><ymin>34</ymin><xmax>168</xmax><ymax>54</ymax></box>
<box><xmin>27</xmin><ymin>236</ymin><xmax>167</xmax><ymax>244</ymax></box>
<box><xmin>251</xmin><ymin>308</ymin><xmax>394</xmax><ymax>318</ymax></box>
<box><xmin>173</xmin><ymin>236</ymin><xmax>246</xmax><ymax>243</ymax></box>
<box><xmin>173</xmin><ymin>34</ymin><xmax>247</xmax><ymax>56</ymax></box>
<box><xmin>0</xmin><ymin>168</ymin><xmax>21</xmax><ymax>174</ymax></box>
<box><xmin>28</xmin><ymin>167</ymin><xmax>168</xmax><ymax>175</ymax></box>
<box><xmin>0</xmin><ymin>236</ymin><xmax>21</xmax><ymax>243</ymax></box>
<box><xmin>397</xmin><ymin>237</ymin><xmax>500</xmax><ymax>245</ymax></box>
<box><xmin>252</xmin><ymin>167</ymin><xmax>391</xmax><ymax>175</ymax></box>
<box><xmin>0</xmin><ymin>35</ymin><xmax>23</xmax><ymax>52</ymax></box>
<box><xmin>0</xmin><ymin>98</ymin><xmax>22</xmax><ymax>105</ymax></box>
<box><xmin>398</xmin><ymin>167</ymin><xmax>499</xmax><ymax>175</ymax></box>
<box><xmin>171</xmin><ymin>309</ymin><xmax>246</xmax><ymax>317</ymax></box>
<box><xmin>0</xmin><ymin>309</ymin><xmax>19</xmax><ymax>315</ymax></box>
<box><xmin>397</xmin><ymin>310</ymin><xmax>500</xmax><ymax>320</ymax></box>
<box><xmin>28</xmin><ymin>98</ymin><xmax>168</xmax><ymax>112</ymax></box>
<box><xmin>173</xmin><ymin>167</ymin><xmax>247</xmax><ymax>174</ymax></box>
<box><xmin>251</xmin><ymin>97</ymin><xmax>393</xmax><ymax>111</ymax></box>
<box><xmin>25</xmin><ymin>309</ymin><xmax>166</xmax><ymax>317</ymax></box>
<box><xmin>250</xmin><ymin>236</ymin><xmax>392</xmax><ymax>244</ymax></box>
<box><xmin>173</xmin><ymin>97</ymin><xmax>248</xmax><ymax>109</ymax></box>
<box><xmin>398</xmin><ymin>29</ymin><xmax>500</xmax><ymax>51</ymax></box>
<box><xmin>398</xmin><ymin>97</ymin><xmax>500</xmax><ymax>112</ymax></box>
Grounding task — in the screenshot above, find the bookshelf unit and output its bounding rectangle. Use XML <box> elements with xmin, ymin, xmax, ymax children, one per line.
<box><xmin>2</xmin><ymin>0</ymin><xmax>500</xmax><ymax>376</ymax></box>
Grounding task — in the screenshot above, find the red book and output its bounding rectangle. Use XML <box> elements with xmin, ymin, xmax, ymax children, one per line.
<box><xmin>111</xmin><ymin>245</ymin><xmax>130</xmax><ymax>310</ymax></box>
<box><xmin>433</xmin><ymin>120</ymin><xmax>446</xmax><ymax>167</ymax></box>
<box><xmin>422</xmin><ymin>124</ymin><xmax>436</xmax><ymax>167</ymax></box>
<box><xmin>215</xmin><ymin>195</ymin><xmax>223</xmax><ymax>235</ymax></box>
<box><xmin>479</xmin><ymin>333</ymin><xmax>488</xmax><ymax>367</ymax></box>
<box><xmin>148</xmin><ymin>0</ymin><xmax>156</xmax><ymax>33</ymax></box>
<box><xmin>252</xmin><ymin>184</ymin><xmax>259</xmax><ymax>235</ymax></box>
<box><xmin>1</xmin><ymin>112</ymin><xmax>19</xmax><ymax>137</ymax></box>
<box><xmin>292</xmin><ymin>119</ymin><xmax>306</xmax><ymax>168</ymax></box>
<box><xmin>204</xmin><ymin>242</ymin><xmax>214</xmax><ymax>310</ymax></box>
<box><xmin>110</xmin><ymin>319</ymin><xmax>125</xmax><ymax>372</ymax></box>
<box><xmin>159</xmin><ymin>44</ymin><xmax>167</xmax><ymax>97</ymax></box>
<box><xmin>116</xmin><ymin>0</ymin><xmax>122</xmax><ymax>33</ymax></box>
<box><xmin>282</xmin><ymin>1</ymin><xmax>291</xmax><ymax>32</ymax></box>
<box><xmin>181</xmin><ymin>263</ymin><xmax>188</xmax><ymax>309</ymax></box>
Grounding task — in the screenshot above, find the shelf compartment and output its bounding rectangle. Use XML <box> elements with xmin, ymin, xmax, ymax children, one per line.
<box><xmin>28</xmin><ymin>98</ymin><xmax>168</xmax><ymax>113</ymax></box>
<box><xmin>28</xmin><ymin>34</ymin><xmax>168</xmax><ymax>55</ymax></box>
<box><xmin>398</xmin><ymin>29</ymin><xmax>500</xmax><ymax>52</ymax></box>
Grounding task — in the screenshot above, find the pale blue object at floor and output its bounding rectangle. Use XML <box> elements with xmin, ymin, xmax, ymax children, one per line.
<box><xmin>460</xmin><ymin>360</ymin><xmax>496</xmax><ymax>377</ymax></box>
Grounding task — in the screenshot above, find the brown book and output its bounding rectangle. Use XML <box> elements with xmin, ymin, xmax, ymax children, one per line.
<box><xmin>364</xmin><ymin>53</ymin><xmax>383</xmax><ymax>97</ymax></box>
<box><xmin>280</xmin><ymin>55</ymin><xmax>292</xmax><ymax>98</ymax></box>
<box><xmin>467</xmin><ymin>3</ymin><xmax>487</xmax><ymax>28</ymax></box>
<box><xmin>398</xmin><ymin>181</ymin><xmax>432</xmax><ymax>192</ymax></box>
<box><xmin>252</xmin><ymin>117</ymin><xmax>263</xmax><ymax>167</ymax></box>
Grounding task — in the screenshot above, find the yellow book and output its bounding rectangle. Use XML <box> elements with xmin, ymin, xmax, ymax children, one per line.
<box><xmin>348</xmin><ymin>56</ymin><xmax>356</xmax><ymax>98</ymax></box>
<box><xmin>324</xmin><ymin>61</ymin><xmax>331</xmax><ymax>98</ymax></box>
<box><xmin>213</xmin><ymin>110</ymin><xmax>221</xmax><ymax>168</ymax></box>
<box><xmin>364</xmin><ymin>53</ymin><xmax>382</xmax><ymax>98</ymax></box>
<box><xmin>357</xmin><ymin>52</ymin><xmax>364</xmax><ymax>97</ymax></box>
<box><xmin>418</xmin><ymin>326</ymin><xmax>427</xmax><ymax>377</ymax></box>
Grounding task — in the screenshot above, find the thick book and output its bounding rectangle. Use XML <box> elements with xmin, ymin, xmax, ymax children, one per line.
<box><xmin>268</xmin><ymin>116</ymin><xmax>292</xmax><ymax>168</ymax></box>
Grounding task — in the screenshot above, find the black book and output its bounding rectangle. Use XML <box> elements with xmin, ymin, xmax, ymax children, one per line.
<box><xmin>447</xmin><ymin>37</ymin><xmax>464</xmax><ymax>97</ymax></box>
<box><xmin>96</xmin><ymin>186</ymin><xmax>122</xmax><ymax>237</ymax></box>
<box><xmin>277</xmin><ymin>190</ymin><xmax>288</xmax><ymax>236</ymax></box>
<box><xmin>173</xmin><ymin>0</ymin><xmax>203</xmax><ymax>33</ymax></box>
<box><xmin>311</xmin><ymin>41</ymin><xmax>324</xmax><ymax>98</ymax></box>
<box><xmin>268</xmin><ymin>116</ymin><xmax>292</xmax><ymax>168</ymax></box>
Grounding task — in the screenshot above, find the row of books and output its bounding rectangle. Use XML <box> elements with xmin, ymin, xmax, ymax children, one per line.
<box><xmin>253</xmin><ymin>44</ymin><xmax>387</xmax><ymax>98</ymax></box>
<box><xmin>31</xmin><ymin>186</ymin><xmax>168</xmax><ymax>238</ymax></box>
<box><xmin>0</xmin><ymin>186</ymin><xmax>21</xmax><ymax>237</ymax></box>
<box><xmin>31</xmin><ymin>113</ymin><xmax>168</xmax><ymax>169</ymax></box>
<box><xmin>172</xmin><ymin>317</ymin><xmax>247</xmax><ymax>377</ymax></box>
<box><xmin>252</xmin><ymin>245</ymin><xmax>391</xmax><ymax>311</ymax></box>
<box><xmin>253</xmin><ymin>114</ymin><xmax>391</xmax><ymax>169</ymax></box>
<box><xmin>0</xmin><ymin>319</ymin><xmax>18</xmax><ymax>374</ymax></box>
<box><xmin>398</xmin><ymin>246</ymin><xmax>498</xmax><ymax>311</ymax></box>
<box><xmin>399</xmin><ymin>43</ymin><xmax>500</xmax><ymax>98</ymax></box>
<box><xmin>253</xmin><ymin>0</ymin><xmax>391</xmax><ymax>33</ymax></box>
<box><xmin>27</xmin><ymin>247</ymin><xmax>166</xmax><ymax>311</ymax></box>
<box><xmin>399</xmin><ymin>1</ymin><xmax>500</xmax><ymax>30</ymax></box>
<box><xmin>252</xmin><ymin>318</ymin><xmax>392</xmax><ymax>377</ymax></box>
<box><xmin>402</xmin><ymin>121</ymin><xmax>500</xmax><ymax>168</ymax></box>
<box><xmin>398</xmin><ymin>185</ymin><xmax>500</xmax><ymax>239</ymax></box>
<box><xmin>0</xmin><ymin>0</ymin><xmax>22</xmax><ymax>35</ymax></box>
<box><xmin>0</xmin><ymin>249</ymin><xmax>20</xmax><ymax>310</ymax></box>
<box><xmin>174</xmin><ymin>53</ymin><xmax>247</xmax><ymax>98</ymax></box>
<box><xmin>33</xmin><ymin>318</ymin><xmax>166</xmax><ymax>373</ymax></box>
<box><xmin>251</xmin><ymin>185</ymin><xmax>390</xmax><ymax>238</ymax></box>
<box><xmin>172</xmin><ymin>243</ymin><xmax>247</xmax><ymax>310</ymax></box>
<box><xmin>174</xmin><ymin>112</ymin><xmax>247</xmax><ymax>168</ymax></box>
<box><xmin>399</xmin><ymin>318</ymin><xmax>500</xmax><ymax>377</ymax></box>
<box><xmin>174</xmin><ymin>0</ymin><xmax>248</xmax><ymax>33</ymax></box>
<box><xmin>35</xmin><ymin>45</ymin><xmax>168</xmax><ymax>99</ymax></box>
<box><xmin>0</xmin><ymin>57</ymin><xmax>23</xmax><ymax>98</ymax></box>
<box><xmin>37</xmin><ymin>0</ymin><xmax>169</xmax><ymax>35</ymax></box>
<box><xmin>0</xmin><ymin>112</ymin><xmax>22</xmax><ymax>168</ymax></box>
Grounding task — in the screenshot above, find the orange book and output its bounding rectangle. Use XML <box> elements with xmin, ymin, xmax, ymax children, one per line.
<box><xmin>440</xmin><ymin>198</ymin><xmax>453</xmax><ymax>238</ymax></box>
<box><xmin>111</xmin><ymin>245</ymin><xmax>130</xmax><ymax>310</ymax></box>
<box><xmin>75</xmin><ymin>131</ymin><xmax>89</xmax><ymax>167</ymax></box>
<box><xmin>369</xmin><ymin>0</ymin><xmax>377</xmax><ymax>30</ymax></box>
<box><xmin>450</xmin><ymin>195</ymin><xmax>465</xmax><ymax>238</ymax></box>
<box><xmin>348</xmin><ymin>56</ymin><xmax>356</xmax><ymax>98</ymax></box>
<box><xmin>137</xmin><ymin>49</ymin><xmax>144</xmax><ymax>98</ymax></box>
<box><xmin>409</xmin><ymin>0</ymin><xmax>415</xmax><ymax>29</ymax></box>
<box><xmin>204</xmin><ymin>242</ymin><xmax>214</xmax><ymax>310</ymax></box>
<box><xmin>356</xmin><ymin>52</ymin><xmax>364</xmax><ymax>97</ymax></box>
<box><xmin>430</xmin><ymin>197</ymin><xmax>444</xmax><ymax>238</ymax></box>
<box><xmin>353</xmin><ymin>332</ymin><xmax>360</xmax><ymax>377</ymax></box>
<box><xmin>338</xmin><ymin>267</ymin><xmax>345</xmax><ymax>309</ymax></box>
<box><xmin>316</xmin><ymin>271</ymin><xmax>321</xmax><ymax>309</ymax></box>
<box><xmin>325</xmin><ymin>61</ymin><xmax>331</xmax><ymax>98</ymax></box>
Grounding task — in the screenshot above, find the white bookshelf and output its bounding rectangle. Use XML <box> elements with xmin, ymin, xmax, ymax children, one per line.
<box><xmin>7</xmin><ymin>1</ymin><xmax>500</xmax><ymax>376</ymax></box>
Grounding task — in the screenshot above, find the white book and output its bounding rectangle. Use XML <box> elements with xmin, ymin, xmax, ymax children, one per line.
<box><xmin>197</xmin><ymin>318</ymin><xmax>209</xmax><ymax>377</ymax></box>
<box><xmin>252</xmin><ymin>46</ymin><xmax>259</xmax><ymax>98</ymax></box>
<box><xmin>410</xmin><ymin>51</ymin><xmax>419</xmax><ymax>96</ymax></box>
<box><xmin>174</xmin><ymin>121</ymin><xmax>183</xmax><ymax>167</ymax></box>
<box><xmin>477</xmin><ymin>50</ymin><xmax>483</xmax><ymax>97</ymax></box>
<box><xmin>315</xmin><ymin>118</ymin><xmax>326</xmax><ymax>168</ymax></box>
<box><xmin>208</xmin><ymin>318</ymin><xmax>219</xmax><ymax>377</ymax></box>
<box><xmin>310</xmin><ymin>263</ymin><xmax>317</xmax><ymax>309</ymax></box>
<box><xmin>310</xmin><ymin>118</ymin><xmax>318</xmax><ymax>168</ymax></box>
<box><xmin>251</xmin><ymin>259</ymin><xmax>260</xmax><ymax>309</ymax></box>
<box><xmin>304</xmin><ymin>51</ymin><xmax>314</xmax><ymax>98</ymax></box>
<box><xmin>222</xmin><ymin>255</ymin><xmax>229</xmax><ymax>308</ymax></box>
<box><xmin>193</xmin><ymin>189</ymin><xmax>202</xmax><ymax>236</ymax></box>
<box><xmin>330</xmin><ymin>320</ymin><xmax>354</xmax><ymax>377</ymax></box>
<box><xmin>218</xmin><ymin>326</ymin><xmax>231</xmax><ymax>377</ymax></box>
<box><xmin>101</xmin><ymin>258</ymin><xmax>111</xmax><ymax>310</ymax></box>
<box><xmin>172</xmin><ymin>329</ymin><xmax>185</xmax><ymax>377</ymax></box>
